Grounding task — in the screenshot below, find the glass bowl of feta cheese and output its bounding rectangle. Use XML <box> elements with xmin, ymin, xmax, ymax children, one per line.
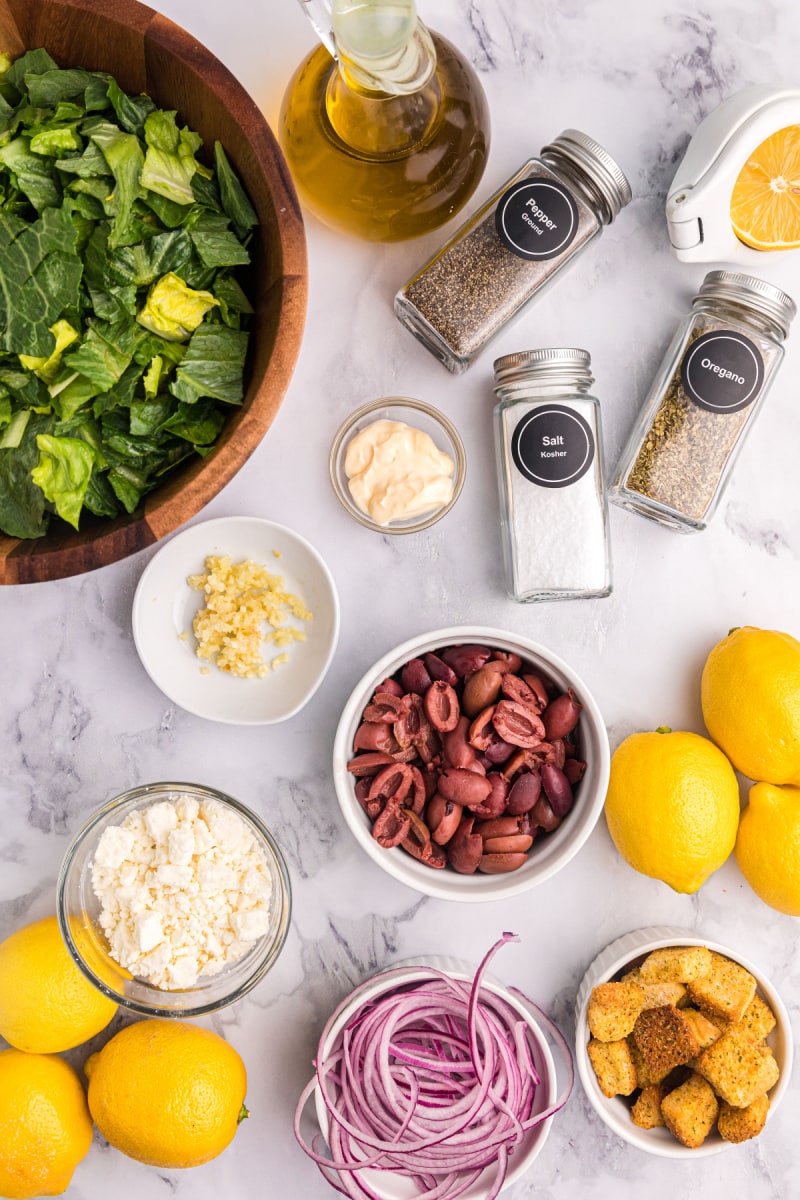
<box><xmin>57</xmin><ymin>782</ymin><xmax>291</xmax><ymax>1016</ymax></box>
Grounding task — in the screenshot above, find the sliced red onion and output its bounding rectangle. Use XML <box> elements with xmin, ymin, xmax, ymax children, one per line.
<box><xmin>294</xmin><ymin>934</ymin><xmax>573</xmax><ymax>1199</ymax></box>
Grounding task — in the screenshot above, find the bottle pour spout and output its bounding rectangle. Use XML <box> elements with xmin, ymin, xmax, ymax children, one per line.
<box><xmin>295</xmin><ymin>0</ymin><xmax>436</xmax><ymax>95</ymax></box>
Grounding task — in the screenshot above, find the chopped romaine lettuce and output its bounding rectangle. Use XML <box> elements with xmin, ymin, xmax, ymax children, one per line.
<box><xmin>0</xmin><ymin>49</ymin><xmax>256</xmax><ymax>538</ymax></box>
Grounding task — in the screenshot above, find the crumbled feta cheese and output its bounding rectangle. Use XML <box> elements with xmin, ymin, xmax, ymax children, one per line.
<box><xmin>90</xmin><ymin>794</ymin><xmax>273</xmax><ymax>990</ymax></box>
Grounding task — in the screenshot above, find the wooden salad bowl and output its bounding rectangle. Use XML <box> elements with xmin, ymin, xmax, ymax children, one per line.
<box><xmin>0</xmin><ymin>0</ymin><xmax>307</xmax><ymax>584</ymax></box>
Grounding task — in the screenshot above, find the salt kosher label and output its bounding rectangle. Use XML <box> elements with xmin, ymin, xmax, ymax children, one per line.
<box><xmin>511</xmin><ymin>404</ymin><xmax>595</xmax><ymax>489</ymax></box>
<box><xmin>680</xmin><ymin>329</ymin><xmax>765</xmax><ymax>414</ymax></box>
<box><xmin>495</xmin><ymin>178</ymin><xmax>579</xmax><ymax>261</ymax></box>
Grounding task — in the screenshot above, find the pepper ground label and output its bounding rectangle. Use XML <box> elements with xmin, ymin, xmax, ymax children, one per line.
<box><xmin>512</xmin><ymin>404</ymin><xmax>595</xmax><ymax>489</ymax></box>
<box><xmin>495</xmin><ymin>178</ymin><xmax>579</xmax><ymax>261</ymax></box>
<box><xmin>680</xmin><ymin>329</ymin><xmax>765</xmax><ymax>413</ymax></box>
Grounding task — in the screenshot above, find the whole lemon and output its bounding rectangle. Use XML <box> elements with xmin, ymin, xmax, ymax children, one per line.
<box><xmin>0</xmin><ymin>1049</ymin><xmax>93</xmax><ymax>1198</ymax></box>
<box><xmin>85</xmin><ymin>1019</ymin><xmax>247</xmax><ymax>1168</ymax></box>
<box><xmin>736</xmin><ymin>782</ymin><xmax>800</xmax><ymax>915</ymax></box>
<box><xmin>702</xmin><ymin>626</ymin><xmax>800</xmax><ymax>785</ymax></box>
<box><xmin>0</xmin><ymin>916</ymin><xmax>116</xmax><ymax>1053</ymax></box>
<box><xmin>604</xmin><ymin>729</ymin><xmax>740</xmax><ymax>893</ymax></box>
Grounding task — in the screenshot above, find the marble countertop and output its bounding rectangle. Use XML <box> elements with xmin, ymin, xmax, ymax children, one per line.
<box><xmin>2</xmin><ymin>0</ymin><xmax>800</xmax><ymax>1196</ymax></box>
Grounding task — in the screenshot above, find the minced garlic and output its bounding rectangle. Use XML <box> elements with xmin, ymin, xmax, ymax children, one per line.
<box><xmin>187</xmin><ymin>554</ymin><xmax>312</xmax><ymax>679</ymax></box>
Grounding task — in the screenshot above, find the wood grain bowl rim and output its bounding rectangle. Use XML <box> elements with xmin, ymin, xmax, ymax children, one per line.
<box><xmin>0</xmin><ymin>0</ymin><xmax>307</xmax><ymax>585</ymax></box>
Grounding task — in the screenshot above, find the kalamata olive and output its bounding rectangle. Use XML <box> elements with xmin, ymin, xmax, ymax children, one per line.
<box><xmin>542</xmin><ymin>689</ymin><xmax>583</xmax><ymax>740</ymax></box>
<box><xmin>470</xmin><ymin>772</ymin><xmax>508</xmax><ymax>819</ymax></box>
<box><xmin>355</xmin><ymin>777</ymin><xmax>383</xmax><ymax>819</ymax></box>
<box><xmin>522</xmin><ymin>674</ymin><xmax>550</xmax><ymax>711</ymax></box>
<box><xmin>447</xmin><ymin>815</ymin><xmax>483</xmax><ymax>874</ymax></box>
<box><xmin>484</xmin><ymin>737</ymin><xmax>515</xmax><ymax>765</ymax></box>
<box><xmin>501</xmin><ymin>747</ymin><xmax>540</xmax><ymax>779</ymax></box>
<box><xmin>462</xmin><ymin>666</ymin><xmax>504</xmax><ymax>717</ymax></box>
<box><xmin>377</xmin><ymin>677</ymin><xmax>404</xmax><ymax>698</ymax></box>
<box><xmin>408</xmin><ymin>765</ymin><xmax>428</xmax><ymax>813</ymax></box>
<box><xmin>481</xmin><ymin>833</ymin><xmax>534</xmax><ymax>854</ymax></box>
<box><xmin>372</xmin><ymin>796</ymin><xmax>412</xmax><ymax>848</ymax></box>
<box><xmin>468</xmin><ymin>705</ymin><xmax>496</xmax><ymax>751</ymax></box>
<box><xmin>393</xmin><ymin>695</ymin><xmax>425</xmax><ymax>748</ymax></box>
<box><xmin>423</xmin><ymin>653</ymin><xmax>458</xmax><ymax>686</ymax></box>
<box><xmin>367</xmin><ymin>763</ymin><xmax>413</xmax><ymax>805</ymax></box>
<box><xmin>501</xmin><ymin>674</ymin><xmax>543</xmax><ymax>712</ymax></box>
<box><xmin>390</xmin><ymin>745</ymin><xmax>423</xmax><ymax>763</ymax></box>
<box><xmin>438</xmin><ymin>767</ymin><xmax>492</xmax><ymax>808</ymax></box>
<box><xmin>478</xmin><ymin>852</ymin><xmax>528</xmax><ymax>874</ymax></box>
<box><xmin>401</xmin><ymin>658</ymin><xmax>432</xmax><ymax>696</ymax></box>
<box><xmin>424</xmin><ymin>681</ymin><xmax>460</xmax><ymax>733</ymax></box>
<box><xmin>441</xmin><ymin>716</ymin><xmax>477</xmax><ymax>769</ymax></box>
<box><xmin>347</xmin><ymin>751</ymin><xmax>396</xmax><ymax>776</ymax></box>
<box><xmin>402</xmin><ymin>832</ymin><xmax>446</xmax><ymax>868</ymax></box>
<box><xmin>427</xmin><ymin>795</ymin><xmax>463</xmax><ymax>845</ymax></box>
<box><xmin>364</xmin><ymin>692</ymin><xmax>409</xmax><ymax>723</ymax></box>
<box><xmin>354</xmin><ymin>722</ymin><xmax>400</xmax><ymax>755</ymax></box>
<box><xmin>440</xmin><ymin>644</ymin><xmax>492</xmax><ymax>678</ymax></box>
<box><xmin>506</xmin><ymin>771</ymin><xmax>542</xmax><ymax>815</ymax></box>
<box><xmin>545</xmin><ymin>739</ymin><xmax>567</xmax><ymax>770</ymax></box>
<box><xmin>518</xmin><ymin>811</ymin><xmax>538</xmax><ymax>839</ymax></box>
<box><xmin>530</xmin><ymin>795</ymin><xmax>561</xmax><ymax>833</ymax></box>
<box><xmin>491</xmin><ymin>651</ymin><xmax>522</xmax><ymax>673</ymax></box>
<box><xmin>541</xmin><ymin>763</ymin><xmax>573</xmax><ymax>817</ymax></box>
<box><xmin>564</xmin><ymin>758</ymin><xmax>587</xmax><ymax>785</ymax></box>
<box><xmin>492</xmin><ymin>701</ymin><xmax>545</xmax><ymax>748</ymax></box>
<box><xmin>473</xmin><ymin>815</ymin><xmax>521</xmax><ymax>841</ymax></box>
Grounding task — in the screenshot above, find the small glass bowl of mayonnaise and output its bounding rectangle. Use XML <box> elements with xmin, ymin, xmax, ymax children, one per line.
<box><xmin>329</xmin><ymin>397</ymin><xmax>466</xmax><ymax>534</ymax></box>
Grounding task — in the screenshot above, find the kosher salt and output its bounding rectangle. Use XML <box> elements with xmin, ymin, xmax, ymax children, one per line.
<box><xmin>493</xmin><ymin>349</ymin><xmax>611</xmax><ymax>601</ymax></box>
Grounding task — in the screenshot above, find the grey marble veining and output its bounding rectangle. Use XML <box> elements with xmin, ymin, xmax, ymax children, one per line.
<box><xmin>2</xmin><ymin>0</ymin><xmax>800</xmax><ymax>1196</ymax></box>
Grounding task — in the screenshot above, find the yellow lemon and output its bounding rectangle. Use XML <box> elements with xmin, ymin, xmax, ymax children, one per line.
<box><xmin>736</xmin><ymin>782</ymin><xmax>800</xmax><ymax>916</ymax></box>
<box><xmin>0</xmin><ymin>916</ymin><xmax>116</xmax><ymax>1053</ymax></box>
<box><xmin>730</xmin><ymin>125</ymin><xmax>800</xmax><ymax>250</ymax></box>
<box><xmin>85</xmin><ymin>1019</ymin><xmax>248</xmax><ymax>1168</ymax></box>
<box><xmin>604</xmin><ymin>729</ymin><xmax>740</xmax><ymax>893</ymax></box>
<box><xmin>0</xmin><ymin>1049</ymin><xmax>93</xmax><ymax>1199</ymax></box>
<box><xmin>701</xmin><ymin>626</ymin><xmax>800</xmax><ymax>786</ymax></box>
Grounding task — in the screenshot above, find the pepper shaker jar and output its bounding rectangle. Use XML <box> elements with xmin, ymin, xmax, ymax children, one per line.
<box><xmin>493</xmin><ymin>349</ymin><xmax>612</xmax><ymax>602</ymax></box>
<box><xmin>395</xmin><ymin>130</ymin><xmax>632</xmax><ymax>373</ymax></box>
<box><xmin>611</xmin><ymin>271</ymin><xmax>796</xmax><ymax>532</ymax></box>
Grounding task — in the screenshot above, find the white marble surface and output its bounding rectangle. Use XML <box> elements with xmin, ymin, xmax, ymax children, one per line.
<box><xmin>2</xmin><ymin>0</ymin><xmax>800</xmax><ymax>1196</ymax></box>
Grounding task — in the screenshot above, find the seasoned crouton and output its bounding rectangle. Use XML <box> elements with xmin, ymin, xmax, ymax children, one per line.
<box><xmin>682</xmin><ymin>1008</ymin><xmax>722</xmax><ymax>1051</ymax></box>
<box><xmin>639</xmin><ymin>946</ymin><xmax>712</xmax><ymax>985</ymax></box>
<box><xmin>718</xmin><ymin>1094</ymin><xmax>770</xmax><ymax>1143</ymax></box>
<box><xmin>628</xmin><ymin>1037</ymin><xmax>671</xmax><ymax>1087</ymax></box>
<box><xmin>631</xmin><ymin>1084</ymin><xmax>667</xmax><ymax>1129</ymax></box>
<box><xmin>587</xmin><ymin>1038</ymin><xmax>638</xmax><ymax>1098</ymax></box>
<box><xmin>695</xmin><ymin>1029</ymin><xmax>780</xmax><ymax>1108</ymax></box>
<box><xmin>736</xmin><ymin>995</ymin><xmax>777</xmax><ymax>1043</ymax></box>
<box><xmin>623</xmin><ymin>966</ymin><xmax>687</xmax><ymax>1009</ymax></box>
<box><xmin>631</xmin><ymin>1005</ymin><xmax>701</xmax><ymax>1079</ymax></box>
<box><xmin>661</xmin><ymin>1073</ymin><xmax>719</xmax><ymax>1148</ymax></box>
<box><xmin>588</xmin><ymin>981</ymin><xmax>646</xmax><ymax>1041</ymax></box>
<box><xmin>686</xmin><ymin>951</ymin><xmax>756</xmax><ymax>1024</ymax></box>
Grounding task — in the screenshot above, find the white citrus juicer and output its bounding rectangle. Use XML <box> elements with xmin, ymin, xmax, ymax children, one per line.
<box><xmin>666</xmin><ymin>85</ymin><xmax>800</xmax><ymax>263</ymax></box>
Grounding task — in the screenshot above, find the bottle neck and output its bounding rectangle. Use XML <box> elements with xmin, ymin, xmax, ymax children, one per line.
<box><xmin>332</xmin><ymin>3</ymin><xmax>437</xmax><ymax>96</ymax></box>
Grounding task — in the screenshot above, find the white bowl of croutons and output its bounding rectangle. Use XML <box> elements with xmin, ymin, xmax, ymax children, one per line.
<box><xmin>574</xmin><ymin>926</ymin><xmax>792</xmax><ymax>1157</ymax></box>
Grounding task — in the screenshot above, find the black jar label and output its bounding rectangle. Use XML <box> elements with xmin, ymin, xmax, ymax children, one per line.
<box><xmin>680</xmin><ymin>329</ymin><xmax>765</xmax><ymax>414</ymax></box>
<box><xmin>511</xmin><ymin>404</ymin><xmax>595</xmax><ymax>489</ymax></box>
<box><xmin>495</xmin><ymin>178</ymin><xmax>579</xmax><ymax>261</ymax></box>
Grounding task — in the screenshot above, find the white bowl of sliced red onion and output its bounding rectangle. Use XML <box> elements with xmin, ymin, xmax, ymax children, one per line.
<box><xmin>294</xmin><ymin>934</ymin><xmax>573</xmax><ymax>1199</ymax></box>
<box><xmin>332</xmin><ymin>626</ymin><xmax>610</xmax><ymax>902</ymax></box>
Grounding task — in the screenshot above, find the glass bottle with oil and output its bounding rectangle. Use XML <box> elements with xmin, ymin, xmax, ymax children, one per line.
<box><xmin>280</xmin><ymin>0</ymin><xmax>490</xmax><ymax>242</ymax></box>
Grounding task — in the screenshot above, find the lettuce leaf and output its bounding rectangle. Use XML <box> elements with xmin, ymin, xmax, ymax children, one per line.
<box><xmin>31</xmin><ymin>431</ymin><xmax>94</xmax><ymax>528</ymax></box>
<box><xmin>136</xmin><ymin>272</ymin><xmax>218</xmax><ymax>342</ymax></box>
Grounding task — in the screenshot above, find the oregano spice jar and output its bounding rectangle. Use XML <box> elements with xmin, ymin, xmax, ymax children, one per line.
<box><xmin>395</xmin><ymin>130</ymin><xmax>632</xmax><ymax>373</ymax></box>
<box><xmin>611</xmin><ymin>271</ymin><xmax>796</xmax><ymax>532</ymax></box>
<box><xmin>493</xmin><ymin>349</ymin><xmax>611</xmax><ymax>602</ymax></box>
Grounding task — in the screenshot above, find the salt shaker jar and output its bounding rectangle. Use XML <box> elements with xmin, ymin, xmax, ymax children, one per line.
<box><xmin>395</xmin><ymin>130</ymin><xmax>631</xmax><ymax>373</ymax></box>
<box><xmin>493</xmin><ymin>349</ymin><xmax>611</xmax><ymax>602</ymax></box>
<box><xmin>611</xmin><ymin>271</ymin><xmax>796</xmax><ymax>532</ymax></box>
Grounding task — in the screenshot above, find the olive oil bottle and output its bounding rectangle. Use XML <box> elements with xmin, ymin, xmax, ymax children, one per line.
<box><xmin>280</xmin><ymin>0</ymin><xmax>490</xmax><ymax>242</ymax></box>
